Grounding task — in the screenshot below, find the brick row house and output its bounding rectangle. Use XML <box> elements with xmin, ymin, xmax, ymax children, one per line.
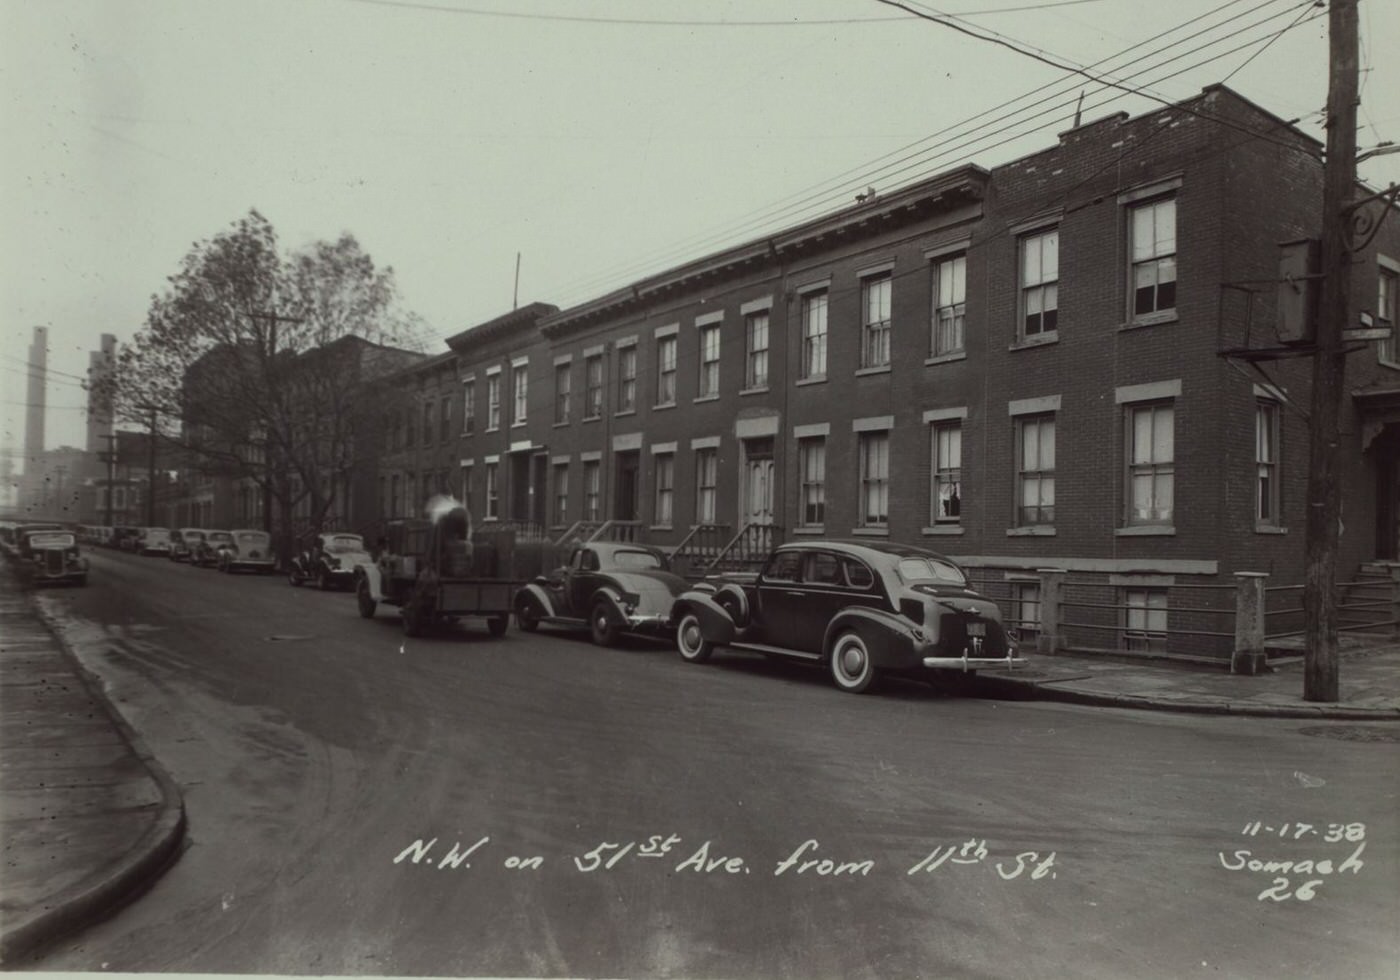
<box><xmin>411</xmin><ymin>86</ymin><xmax>1400</xmax><ymax>660</ymax></box>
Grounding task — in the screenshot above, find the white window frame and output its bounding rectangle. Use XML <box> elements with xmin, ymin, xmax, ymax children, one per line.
<box><xmin>584</xmin><ymin>354</ymin><xmax>603</xmax><ymax>419</ymax></box>
<box><xmin>554</xmin><ymin>362</ymin><xmax>571</xmax><ymax>425</ymax></box>
<box><xmin>857</xmin><ymin>430</ymin><xmax>890</xmax><ymax>529</ymax></box>
<box><xmin>1123</xmin><ymin>587</ymin><xmax>1168</xmax><ymax>652</ymax></box>
<box><xmin>798</xmin><ymin>436</ymin><xmax>826</xmax><ymax>529</ymax></box>
<box><xmin>860</xmin><ymin>273</ymin><xmax>892</xmax><ymax>370</ymax></box>
<box><xmin>553</xmin><ymin>462</ymin><xmax>569</xmax><ymax>527</ymax></box>
<box><xmin>1128</xmin><ymin>196</ymin><xmax>1177</xmax><ymax>320</ymax></box>
<box><xmin>486</xmin><ymin>372</ymin><xmax>502</xmax><ymax>431</ymax></box>
<box><xmin>461</xmin><ymin>380</ymin><xmax>475</xmax><ymax>435</ymax></box>
<box><xmin>583</xmin><ymin>459</ymin><xmax>601</xmax><ymax>521</ymax></box>
<box><xmin>800</xmin><ymin>289</ymin><xmax>828</xmax><ymax>381</ymax></box>
<box><xmin>930</xmin><ymin>420</ymin><xmax>962</xmax><ymax>525</ymax></box>
<box><xmin>1019</xmin><ymin>228</ymin><xmax>1059</xmax><ymax>341</ymax></box>
<box><xmin>1255</xmin><ymin>398</ymin><xmax>1281</xmax><ymax>528</ymax></box>
<box><xmin>617</xmin><ymin>343</ymin><xmax>638</xmax><ymax>413</ymax></box>
<box><xmin>484</xmin><ymin>462</ymin><xmax>499</xmax><ymax>520</ymax></box>
<box><xmin>745</xmin><ymin>311</ymin><xmax>769</xmax><ymax>390</ymax></box>
<box><xmin>697</xmin><ymin>323</ymin><xmax>721</xmax><ymax>399</ymax></box>
<box><xmin>656</xmin><ymin>335</ymin><xmax>678</xmax><ymax>406</ymax></box>
<box><xmin>1378</xmin><ymin>259</ymin><xmax>1398</xmax><ymax>367</ymax></box>
<box><xmin>1125</xmin><ymin>401</ymin><xmax>1175</xmax><ymax>527</ymax></box>
<box><xmin>695</xmin><ymin>448</ymin><xmax>718</xmax><ymax>523</ymax></box>
<box><xmin>511</xmin><ymin>362</ymin><xmax>528</xmax><ymax>426</ymax></box>
<box><xmin>931</xmin><ymin>252</ymin><xmax>967</xmax><ymax>357</ymax></box>
<box><xmin>1016</xmin><ymin>414</ymin><xmax>1056</xmax><ymax>527</ymax></box>
<box><xmin>653</xmin><ymin>453</ymin><xmax>674</xmax><ymax>527</ymax></box>
<box><xmin>1010</xmin><ymin>579</ymin><xmax>1041</xmax><ymax>642</ymax></box>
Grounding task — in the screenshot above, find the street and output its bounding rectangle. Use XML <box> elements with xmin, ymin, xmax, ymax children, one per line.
<box><xmin>25</xmin><ymin>549</ymin><xmax>1400</xmax><ymax>979</ymax></box>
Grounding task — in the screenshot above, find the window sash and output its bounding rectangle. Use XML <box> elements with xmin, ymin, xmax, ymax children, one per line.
<box><xmin>1127</xmin><ymin>403</ymin><xmax>1174</xmax><ymax>524</ymax></box>
<box><xmin>657</xmin><ymin>337</ymin><xmax>677</xmax><ymax>404</ymax></box>
<box><xmin>512</xmin><ymin>366</ymin><xmax>528</xmax><ymax>423</ymax></box>
<box><xmin>1123</xmin><ymin>588</ymin><xmax>1168</xmax><ymax>650</ymax></box>
<box><xmin>801</xmin><ymin>292</ymin><xmax>828</xmax><ymax>379</ymax></box>
<box><xmin>695</xmin><ymin>449</ymin><xmax>717</xmax><ymax>523</ymax></box>
<box><xmin>861</xmin><ymin>276</ymin><xmax>892</xmax><ymax>368</ymax></box>
<box><xmin>486</xmin><ymin>377</ymin><xmax>501</xmax><ymax>429</ymax></box>
<box><xmin>555</xmin><ymin>366</ymin><xmax>571</xmax><ymax>424</ymax></box>
<box><xmin>1011</xmin><ymin>581</ymin><xmax>1041</xmax><ymax>641</ymax></box>
<box><xmin>1379</xmin><ymin>270</ymin><xmax>1398</xmax><ymax>364</ymax></box>
<box><xmin>931</xmin><ymin>422</ymin><xmax>962</xmax><ymax>524</ymax></box>
<box><xmin>858</xmin><ymin>431</ymin><xmax>889</xmax><ymax>527</ymax></box>
<box><xmin>618</xmin><ymin>348</ymin><xmax>637</xmax><ymax>411</ymax></box>
<box><xmin>1256</xmin><ymin>400</ymin><xmax>1280</xmax><ymax>524</ymax></box>
<box><xmin>583</xmin><ymin>356</ymin><xmax>603</xmax><ymax>418</ymax></box>
<box><xmin>698</xmin><ymin>325</ymin><xmax>721</xmax><ymax>396</ymax></box>
<box><xmin>1017</xmin><ymin>415</ymin><xmax>1055</xmax><ymax>525</ymax></box>
<box><xmin>654</xmin><ymin>455</ymin><xmax>674</xmax><ymax>525</ymax></box>
<box><xmin>484</xmin><ymin>464</ymin><xmax>498</xmax><ymax>519</ymax></box>
<box><xmin>462</xmin><ymin>384</ymin><xmax>475</xmax><ymax>434</ymax></box>
<box><xmin>1020</xmin><ymin>230</ymin><xmax>1059</xmax><ymax>337</ymax></box>
<box><xmin>746</xmin><ymin>313</ymin><xmax>769</xmax><ymax>388</ymax></box>
<box><xmin>932</xmin><ymin>255</ymin><xmax>967</xmax><ymax>355</ymax></box>
<box><xmin>583</xmin><ymin>462</ymin><xmax>600</xmax><ymax>521</ymax></box>
<box><xmin>799</xmin><ymin>438</ymin><xmax>826</xmax><ymax>527</ymax></box>
<box><xmin>553</xmin><ymin>465</ymin><xmax>568</xmax><ymax>525</ymax></box>
<box><xmin>1130</xmin><ymin>199</ymin><xmax>1177</xmax><ymax>316</ymax></box>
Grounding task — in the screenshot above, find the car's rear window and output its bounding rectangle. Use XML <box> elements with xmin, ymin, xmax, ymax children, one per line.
<box><xmin>235</xmin><ymin>532</ymin><xmax>269</xmax><ymax>546</ymax></box>
<box><xmin>612</xmin><ymin>550</ymin><xmax>662</xmax><ymax>570</ymax></box>
<box><xmin>207</xmin><ymin>532</ymin><xmax>232</xmax><ymax>543</ymax></box>
<box><xmin>326</xmin><ymin>535</ymin><xmax>364</xmax><ymax>553</ymax></box>
<box><xmin>895</xmin><ymin>557</ymin><xmax>967</xmax><ymax>587</ymax></box>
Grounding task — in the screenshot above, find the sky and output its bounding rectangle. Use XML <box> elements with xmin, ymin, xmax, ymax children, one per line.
<box><xmin>3</xmin><ymin>0</ymin><xmax>1398</xmax><ymax>461</ymax></box>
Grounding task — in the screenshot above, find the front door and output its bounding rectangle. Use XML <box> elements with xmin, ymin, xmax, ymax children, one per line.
<box><xmin>1376</xmin><ymin>426</ymin><xmax>1400</xmax><ymax>561</ymax></box>
<box><xmin>615</xmin><ymin>451</ymin><xmax>640</xmax><ymax>522</ymax></box>
<box><xmin>742</xmin><ymin>438</ymin><xmax>775</xmax><ymax>526</ymax></box>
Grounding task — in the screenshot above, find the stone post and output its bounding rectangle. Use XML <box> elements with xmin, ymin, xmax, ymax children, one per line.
<box><xmin>1232</xmin><ymin>572</ymin><xmax>1268</xmax><ymax>675</ymax></box>
<box><xmin>1036</xmin><ymin>568</ymin><xmax>1066</xmax><ymax>656</ymax></box>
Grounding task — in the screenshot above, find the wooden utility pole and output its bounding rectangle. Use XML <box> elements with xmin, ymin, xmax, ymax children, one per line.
<box><xmin>146</xmin><ymin>405</ymin><xmax>158</xmax><ymax>527</ymax></box>
<box><xmin>99</xmin><ymin>432</ymin><xmax>118</xmax><ymax>528</ymax></box>
<box><xmin>1303</xmin><ymin>0</ymin><xmax>1359</xmax><ymax>702</ymax></box>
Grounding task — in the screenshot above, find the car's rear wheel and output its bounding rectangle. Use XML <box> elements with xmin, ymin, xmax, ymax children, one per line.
<box><xmin>590</xmin><ymin>601</ymin><xmax>621</xmax><ymax>647</ymax></box>
<box><xmin>676</xmin><ymin>611</ymin><xmax>714</xmax><ymax>663</ymax></box>
<box><xmin>356</xmin><ymin>577</ymin><xmax>376</xmax><ymax>619</ymax></box>
<box><xmin>515</xmin><ymin>598</ymin><xmax>541</xmax><ymax>632</ymax></box>
<box><xmin>829</xmin><ymin>630</ymin><xmax>877</xmax><ymax>694</ymax></box>
<box><xmin>288</xmin><ymin>566</ymin><xmax>302</xmax><ymax>587</ymax></box>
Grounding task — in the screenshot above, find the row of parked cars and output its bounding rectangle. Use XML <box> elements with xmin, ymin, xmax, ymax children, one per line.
<box><xmin>0</xmin><ymin>521</ymin><xmax>89</xmax><ymax>586</ymax></box>
<box><xmin>81</xmin><ymin>524</ymin><xmax>279</xmax><ymax>573</ymax></box>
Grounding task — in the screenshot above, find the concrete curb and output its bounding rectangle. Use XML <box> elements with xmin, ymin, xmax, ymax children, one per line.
<box><xmin>0</xmin><ymin>592</ymin><xmax>187</xmax><ymax>967</ymax></box>
<box><xmin>974</xmin><ymin>675</ymin><xmax>1400</xmax><ymax>721</ymax></box>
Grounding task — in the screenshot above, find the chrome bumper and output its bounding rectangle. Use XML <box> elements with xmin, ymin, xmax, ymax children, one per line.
<box><xmin>922</xmin><ymin>652</ymin><xmax>1026</xmax><ymax>672</ymax></box>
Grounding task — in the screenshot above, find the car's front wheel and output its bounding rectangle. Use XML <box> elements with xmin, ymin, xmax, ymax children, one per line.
<box><xmin>356</xmin><ymin>577</ymin><xmax>376</xmax><ymax>619</ymax></box>
<box><xmin>288</xmin><ymin>565</ymin><xmax>302</xmax><ymax>587</ymax></box>
<box><xmin>515</xmin><ymin>598</ymin><xmax>541</xmax><ymax>632</ymax></box>
<box><xmin>590</xmin><ymin>601</ymin><xmax>621</xmax><ymax>647</ymax></box>
<box><xmin>676</xmin><ymin>611</ymin><xmax>714</xmax><ymax>663</ymax></box>
<box><xmin>829</xmin><ymin>630</ymin><xmax>877</xmax><ymax>694</ymax></box>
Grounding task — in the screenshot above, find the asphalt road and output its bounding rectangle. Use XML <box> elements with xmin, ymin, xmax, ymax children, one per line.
<box><xmin>25</xmin><ymin>548</ymin><xmax>1400</xmax><ymax>979</ymax></box>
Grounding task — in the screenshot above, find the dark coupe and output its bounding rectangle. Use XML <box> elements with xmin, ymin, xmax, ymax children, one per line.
<box><xmin>288</xmin><ymin>532</ymin><xmax>374</xmax><ymax>590</ymax></box>
<box><xmin>672</xmin><ymin>540</ymin><xmax>1023</xmax><ymax>693</ymax></box>
<box><xmin>513</xmin><ymin>542</ymin><xmax>688</xmax><ymax>647</ymax></box>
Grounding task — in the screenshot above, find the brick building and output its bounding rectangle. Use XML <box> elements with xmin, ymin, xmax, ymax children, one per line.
<box><xmin>433</xmin><ymin>85</ymin><xmax>1398</xmax><ymax>659</ymax></box>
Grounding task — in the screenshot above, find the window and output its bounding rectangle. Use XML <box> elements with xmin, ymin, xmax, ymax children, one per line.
<box><xmin>932</xmin><ymin>253</ymin><xmax>966</xmax><ymax>356</ymax></box>
<box><xmin>656</xmin><ymin>336</ymin><xmax>677</xmax><ymax>405</ymax></box>
<box><xmin>390</xmin><ymin>474</ymin><xmax>400</xmax><ymax>517</ymax></box>
<box><xmin>462</xmin><ymin>381</ymin><xmax>475</xmax><ymax>435</ymax></box>
<box><xmin>1378</xmin><ymin>266</ymin><xmax>1398</xmax><ymax>365</ymax></box>
<box><xmin>1129</xmin><ymin>197</ymin><xmax>1177</xmax><ymax>317</ymax></box>
<box><xmin>438</xmin><ymin>398</ymin><xmax>451</xmax><ymax>443</ymax></box>
<box><xmin>422</xmin><ymin>401</ymin><xmax>433</xmax><ymax>445</ymax></box>
<box><xmin>861</xmin><ymin>274</ymin><xmax>891</xmax><ymax>369</ymax></box>
<box><xmin>484</xmin><ymin>463</ymin><xmax>499</xmax><ymax>519</ymax></box>
<box><xmin>583</xmin><ymin>460</ymin><xmax>601</xmax><ymax>521</ymax></box>
<box><xmin>1016</xmin><ymin>415</ymin><xmax>1055</xmax><ymax>526</ymax></box>
<box><xmin>654</xmin><ymin>453</ymin><xmax>674</xmax><ymax>526</ymax></box>
<box><xmin>695</xmin><ymin>448</ymin><xmax>718</xmax><ymax>523</ymax></box>
<box><xmin>858</xmin><ymin>431</ymin><xmax>889</xmax><ymax>528</ymax></box>
<box><xmin>405</xmin><ymin>406</ymin><xmax>416</xmax><ymax>448</ymax></box>
<box><xmin>1010</xmin><ymin>581</ymin><xmax>1041</xmax><ymax>642</ymax></box>
<box><xmin>618</xmin><ymin>345</ymin><xmax>637</xmax><ymax>412</ymax></box>
<box><xmin>1123</xmin><ymin>588</ymin><xmax>1168</xmax><ymax>652</ymax></box>
<box><xmin>460</xmin><ymin>465</ymin><xmax>473</xmax><ymax>507</ymax></box>
<box><xmin>801</xmin><ymin>290</ymin><xmax>828</xmax><ymax>380</ymax></box>
<box><xmin>745</xmin><ymin>312</ymin><xmax>769</xmax><ymax>389</ymax></box>
<box><xmin>1127</xmin><ymin>402</ymin><xmax>1174</xmax><ymax>525</ymax></box>
<box><xmin>798</xmin><ymin>437</ymin><xmax>826</xmax><ymax>528</ymax></box>
<box><xmin>405</xmin><ymin>473</ymin><xmax>417</xmax><ymax>515</ymax></box>
<box><xmin>764</xmin><ymin>550</ymin><xmax>802</xmax><ymax>582</ymax></box>
<box><xmin>553</xmin><ymin>463</ymin><xmax>568</xmax><ymax>526</ymax></box>
<box><xmin>554</xmin><ymin>363</ymin><xmax>571</xmax><ymax>425</ymax></box>
<box><xmin>931</xmin><ymin>421</ymin><xmax>962</xmax><ymax>524</ymax></box>
<box><xmin>512</xmin><ymin>363</ymin><xmax>528</xmax><ymax>425</ymax></box>
<box><xmin>1019</xmin><ymin>228</ymin><xmax>1059</xmax><ymax>339</ymax></box>
<box><xmin>1256</xmin><ymin>400</ymin><xmax>1280</xmax><ymax>526</ymax></box>
<box><xmin>486</xmin><ymin>374</ymin><xmax>501</xmax><ymax>430</ymax></box>
<box><xmin>698</xmin><ymin>324</ymin><xmax>721</xmax><ymax>398</ymax></box>
<box><xmin>584</xmin><ymin>354</ymin><xmax>603</xmax><ymax>418</ymax></box>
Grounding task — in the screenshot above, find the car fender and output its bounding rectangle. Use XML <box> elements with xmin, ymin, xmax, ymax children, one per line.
<box><xmin>712</xmin><ymin>583</ymin><xmax>751</xmax><ymax>629</ymax></box>
<box><xmin>516</xmin><ymin>582</ymin><xmax>560</xmax><ymax>618</ymax></box>
<box><xmin>824</xmin><ymin>607</ymin><xmax>918</xmax><ymax>670</ymax></box>
<box><xmin>360</xmin><ymin>563</ymin><xmax>387</xmax><ymax>602</ymax></box>
<box><xmin>674</xmin><ymin>592</ymin><xmax>738</xmax><ymax>645</ymax></box>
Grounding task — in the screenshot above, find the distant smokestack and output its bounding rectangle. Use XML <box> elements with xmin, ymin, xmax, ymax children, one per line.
<box><xmin>86</xmin><ymin>333</ymin><xmax>117</xmax><ymax>455</ymax></box>
<box><xmin>25</xmin><ymin>326</ymin><xmax>47</xmax><ymax>465</ymax></box>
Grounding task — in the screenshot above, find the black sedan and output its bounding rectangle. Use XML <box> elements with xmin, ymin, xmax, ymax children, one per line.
<box><xmin>672</xmin><ymin>540</ymin><xmax>1023</xmax><ymax>693</ymax></box>
<box><xmin>513</xmin><ymin>542</ymin><xmax>688</xmax><ymax>647</ymax></box>
<box><xmin>288</xmin><ymin>532</ymin><xmax>374</xmax><ymax>590</ymax></box>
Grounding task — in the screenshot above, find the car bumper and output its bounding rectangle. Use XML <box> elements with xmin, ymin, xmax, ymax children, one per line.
<box><xmin>229</xmin><ymin>559</ymin><xmax>276</xmax><ymax>571</ymax></box>
<box><xmin>622</xmin><ymin>612</ymin><xmax>675</xmax><ymax>633</ymax></box>
<box><xmin>921</xmin><ymin>651</ymin><xmax>1026</xmax><ymax>671</ymax></box>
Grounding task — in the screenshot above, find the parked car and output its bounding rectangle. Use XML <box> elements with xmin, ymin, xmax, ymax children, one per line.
<box><xmin>114</xmin><ymin>526</ymin><xmax>142</xmax><ymax>551</ymax></box>
<box><xmin>672</xmin><ymin>540</ymin><xmax>1023</xmax><ymax>694</ymax></box>
<box><xmin>2</xmin><ymin>522</ymin><xmax>63</xmax><ymax>561</ymax></box>
<box><xmin>14</xmin><ymin>527</ymin><xmax>88</xmax><ymax>587</ymax></box>
<box><xmin>190</xmin><ymin>530</ymin><xmax>233</xmax><ymax>567</ymax></box>
<box><xmin>217</xmin><ymin>529</ymin><xmax>276</xmax><ymax>574</ymax></box>
<box><xmin>514</xmin><ymin>542</ymin><xmax>688</xmax><ymax>647</ymax></box>
<box><xmin>137</xmin><ymin>527</ymin><xmax>173</xmax><ymax>557</ymax></box>
<box><xmin>288</xmin><ymin>532</ymin><xmax>374</xmax><ymax>590</ymax></box>
<box><xmin>169</xmin><ymin>527</ymin><xmax>206</xmax><ymax>562</ymax></box>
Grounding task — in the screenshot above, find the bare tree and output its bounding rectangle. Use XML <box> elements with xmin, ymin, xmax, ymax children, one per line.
<box><xmin>94</xmin><ymin>209</ymin><xmax>428</xmax><ymax>561</ymax></box>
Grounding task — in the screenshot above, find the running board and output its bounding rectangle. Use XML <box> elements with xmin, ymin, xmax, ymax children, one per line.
<box><xmin>730</xmin><ymin>642</ymin><xmax>823</xmax><ymax>661</ymax></box>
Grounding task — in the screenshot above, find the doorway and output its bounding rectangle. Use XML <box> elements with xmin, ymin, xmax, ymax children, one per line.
<box><xmin>742</xmin><ymin>437</ymin><xmax>775</xmax><ymax>526</ymax></box>
<box><xmin>615</xmin><ymin>450</ymin><xmax>640</xmax><ymax>521</ymax></box>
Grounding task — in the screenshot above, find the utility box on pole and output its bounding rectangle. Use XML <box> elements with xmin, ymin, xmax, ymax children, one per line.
<box><xmin>1276</xmin><ymin>238</ymin><xmax>1320</xmax><ymax>345</ymax></box>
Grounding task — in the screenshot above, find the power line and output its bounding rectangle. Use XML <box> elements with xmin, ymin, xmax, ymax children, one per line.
<box><xmin>335</xmin><ymin>0</ymin><xmax>1110</xmax><ymax>27</ymax></box>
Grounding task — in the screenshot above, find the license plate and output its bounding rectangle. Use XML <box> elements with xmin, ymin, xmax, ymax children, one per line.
<box><xmin>966</xmin><ymin>621</ymin><xmax>986</xmax><ymax>637</ymax></box>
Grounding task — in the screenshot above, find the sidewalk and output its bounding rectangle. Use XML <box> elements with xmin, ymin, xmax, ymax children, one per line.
<box><xmin>976</xmin><ymin>641</ymin><xmax>1400</xmax><ymax>720</ymax></box>
<box><xmin>0</xmin><ymin>572</ymin><xmax>185</xmax><ymax>966</ymax></box>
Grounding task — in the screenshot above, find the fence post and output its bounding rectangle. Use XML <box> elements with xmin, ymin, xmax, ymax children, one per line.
<box><xmin>1036</xmin><ymin>568</ymin><xmax>1065</xmax><ymax>656</ymax></box>
<box><xmin>1232</xmin><ymin>572</ymin><xmax>1268</xmax><ymax>675</ymax></box>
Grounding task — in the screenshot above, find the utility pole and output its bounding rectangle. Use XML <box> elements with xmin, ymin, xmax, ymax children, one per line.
<box><xmin>1302</xmin><ymin>0</ymin><xmax>1359</xmax><ymax>703</ymax></box>
<box><xmin>146</xmin><ymin>404</ymin><xmax>158</xmax><ymax>527</ymax></box>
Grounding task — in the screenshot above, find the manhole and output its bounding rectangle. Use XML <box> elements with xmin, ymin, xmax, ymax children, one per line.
<box><xmin>262</xmin><ymin>634</ymin><xmax>315</xmax><ymax>643</ymax></box>
<box><xmin>1298</xmin><ymin>725</ymin><xmax>1400</xmax><ymax>743</ymax></box>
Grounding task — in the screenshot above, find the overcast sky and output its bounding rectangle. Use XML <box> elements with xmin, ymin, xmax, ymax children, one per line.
<box><xmin>3</xmin><ymin>0</ymin><xmax>1398</xmax><ymax>457</ymax></box>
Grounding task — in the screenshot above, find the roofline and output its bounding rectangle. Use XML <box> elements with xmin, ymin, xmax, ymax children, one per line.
<box><xmin>540</xmin><ymin>164</ymin><xmax>989</xmax><ymax>336</ymax></box>
<box><xmin>445</xmin><ymin>301</ymin><xmax>560</xmax><ymax>352</ymax></box>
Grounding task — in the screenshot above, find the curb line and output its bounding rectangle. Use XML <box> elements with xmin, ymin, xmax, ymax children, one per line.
<box><xmin>0</xmin><ymin>589</ymin><xmax>188</xmax><ymax>967</ymax></box>
<box><xmin>974</xmin><ymin>676</ymin><xmax>1400</xmax><ymax>721</ymax></box>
